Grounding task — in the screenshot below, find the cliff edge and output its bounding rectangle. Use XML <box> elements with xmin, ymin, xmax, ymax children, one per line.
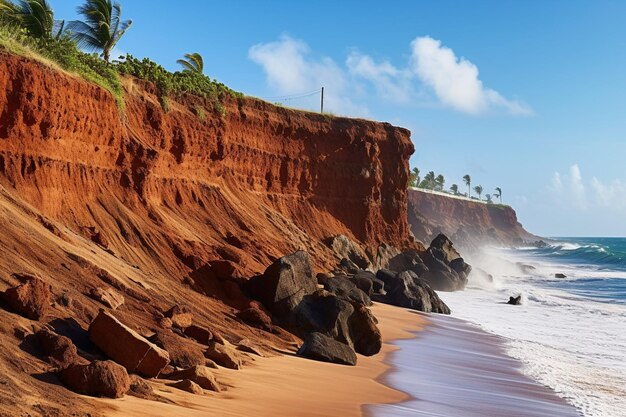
<box><xmin>407</xmin><ymin>189</ymin><xmax>540</xmax><ymax>253</ymax></box>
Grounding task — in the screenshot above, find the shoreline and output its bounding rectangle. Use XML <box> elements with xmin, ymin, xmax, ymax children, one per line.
<box><xmin>369</xmin><ymin>312</ymin><xmax>580</xmax><ymax>417</ymax></box>
<box><xmin>97</xmin><ymin>303</ymin><xmax>426</xmax><ymax>417</ymax></box>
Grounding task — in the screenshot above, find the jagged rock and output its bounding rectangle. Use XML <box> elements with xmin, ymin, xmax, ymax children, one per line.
<box><xmin>324</xmin><ymin>276</ymin><xmax>371</xmax><ymax>306</ymax></box>
<box><xmin>164</xmin><ymin>305</ymin><xmax>193</xmax><ymax>329</ymax></box>
<box><xmin>168</xmin><ymin>379</ymin><xmax>203</xmax><ymax>395</ymax></box>
<box><xmin>337</xmin><ymin>258</ymin><xmax>360</xmax><ymax>275</ymax></box>
<box><xmin>316</xmin><ymin>273</ymin><xmax>331</xmax><ymax>286</ymax></box>
<box><xmin>244</xmin><ymin>251</ymin><xmax>317</xmax><ymax>316</ymax></box>
<box><xmin>149</xmin><ymin>329</ymin><xmax>205</xmax><ymax>368</ymax></box>
<box><xmin>204</xmin><ymin>341</ymin><xmax>242</xmax><ymax>369</ymax></box>
<box><xmin>2</xmin><ymin>275</ymin><xmax>51</xmax><ymax>320</ymax></box>
<box><xmin>294</xmin><ymin>290</ymin><xmax>353</xmax><ymax>347</ymax></box>
<box><xmin>421</xmin><ymin>234</ymin><xmax>470</xmax><ymax>291</ymax></box>
<box><xmin>508</xmin><ymin>295</ymin><xmax>522</xmax><ymax>305</ymax></box>
<box><xmin>430</xmin><ymin>234</ymin><xmax>462</xmax><ymax>263</ymax></box>
<box><xmin>348</xmin><ymin>304</ymin><xmax>382</xmax><ymax>356</ymax></box>
<box><xmin>236</xmin><ymin>306</ymin><xmax>272</xmax><ymax>331</ymax></box>
<box><xmin>88</xmin><ymin>310</ymin><xmax>169</xmax><ymax>377</ymax></box>
<box><xmin>387</xmin><ymin>249</ymin><xmax>427</xmax><ymax>274</ymax></box>
<box><xmin>324</xmin><ymin>235</ymin><xmax>370</xmax><ymax>270</ymax></box>
<box><xmin>375</xmin><ymin>270</ymin><xmax>450</xmax><ymax>314</ymax></box>
<box><xmin>555</xmin><ymin>273</ymin><xmax>566</xmax><ymax>279</ymax></box>
<box><xmin>294</xmin><ymin>289</ymin><xmax>381</xmax><ymax>356</ymax></box>
<box><xmin>372</xmin><ymin>242</ymin><xmax>401</xmax><ymax>271</ymax></box>
<box><xmin>90</xmin><ymin>287</ymin><xmax>124</xmax><ymax>310</ymax></box>
<box><xmin>350</xmin><ymin>270</ymin><xmax>382</xmax><ymax>295</ymax></box>
<box><xmin>297</xmin><ymin>332</ymin><xmax>356</xmax><ymax>366</ymax></box>
<box><xmin>36</xmin><ymin>328</ymin><xmax>80</xmax><ymax>368</ymax></box>
<box><xmin>60</xmin><ymin>360</ymin><xmax>130</xmax><ymax>398</ymax></box>
<box><xmin>164</xmin><ymin>365</ymin><xmax>221</xmax><ymax>392</ymax></box>
<box><xmin>184</xmin><ymin>325</ymin><xmax>213</xmax><ymax>345</ymax></box>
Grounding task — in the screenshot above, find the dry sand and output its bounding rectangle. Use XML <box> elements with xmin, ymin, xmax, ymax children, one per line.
<box><xmin>98</xmin><ymin>303</ymin><xmax>424</xmax><ymax>417</ymax></box>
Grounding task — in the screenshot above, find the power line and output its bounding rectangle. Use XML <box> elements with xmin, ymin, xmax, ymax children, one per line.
<box><xmin>262</xmin><ymin>87</ymin><xmax>325</xmax><ymax>113</ymax></box>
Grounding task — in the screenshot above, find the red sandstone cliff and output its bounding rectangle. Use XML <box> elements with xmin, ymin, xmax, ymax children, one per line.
<box><xmin>0</xmin><ymin>52</ymin><xmax>414</xmax><ymax>413</ymax></box>
<box><xmin>407</xmin><ymin>189</ymin><xmax>539</xmax><ymax>252</ymax></box>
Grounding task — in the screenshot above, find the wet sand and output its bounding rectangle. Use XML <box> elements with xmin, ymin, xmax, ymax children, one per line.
<box><xmin>368</xmin><ymin>312</ymin><xmax>581</xmax><ymax>417</ymax></box>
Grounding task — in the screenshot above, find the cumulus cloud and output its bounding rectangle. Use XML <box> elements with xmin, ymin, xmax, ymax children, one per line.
<box><xmin>551</xmin><ymin>164</ymin><xmax>588</xmax><ymax>210</ymax></box>
<box><xmin>346</xmin><ymin>52</ymin><xmax>413</xmax><ymax>104</ymax></box>
<box><xmin>248</xmin><ymin>35</ymin><xmax>366</xmax><ymax>115</ymax></box>
<box><xmin>550</xmin><ymin>164</ymin><xmax>626</xmax><ymax>211</ymax></box>
<box><xmin>249</xmin><ymin>34</ymin><xmax>531</xmax><ymax>117</ymax></box>
<box><xmin>410</xmin><ymin>36</ymin><xmax>532</xmax><ymax>115</ymax></box>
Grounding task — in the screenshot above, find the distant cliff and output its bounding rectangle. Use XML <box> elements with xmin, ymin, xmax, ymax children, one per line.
<box><xmin>407</xmin><ymin>189</ymin><xmax>539</xmax><ymax>252</ymax></box>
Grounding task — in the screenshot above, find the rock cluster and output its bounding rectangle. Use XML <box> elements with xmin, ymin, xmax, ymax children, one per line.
<box><xmin>244</xmin><ymin>251</ymin><xmax>382</xmax><ymax>365</ymax></box>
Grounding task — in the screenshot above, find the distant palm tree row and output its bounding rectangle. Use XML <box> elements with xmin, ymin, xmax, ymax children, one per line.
<box><xmin>0</xmin><ymin>0</ymin><xmax>202</xmax><ymax>69</ymax></box>
<box><xmin>409</xmin><ymin>168</ymin><xmax>503</xmax><ymax>204</ymax></box>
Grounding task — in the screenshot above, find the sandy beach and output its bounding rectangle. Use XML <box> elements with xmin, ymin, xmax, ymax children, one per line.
<box><xmin>97</xmin><ymin>303</ymin><xmax>425</xmax><ymax>417</ymax></box>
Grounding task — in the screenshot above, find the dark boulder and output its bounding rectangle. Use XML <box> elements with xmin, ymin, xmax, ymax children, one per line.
<box><xmin>350</xmin><ymin>271</ymin><xmax>382</xmax><ymax>295</ymax></box>
<box><xmin>421</xmin><ymin>234</ymin><xmax>469</xmax><ymax>291</ymax></box>
<box><xmin>324</xmin><ymin>276</ymin><xmax>372</xmax><ymax>306</ymax></box>
<box><xmin>387</xmin><ymin>249</ymin><xmax>429</xmax><ymax>277</ymax></box>
<box><xmin>324</xmin><ymin>235</ymin><xmax>371</xmax><ymax>270</ymax></box>
<box><xmin>507</xmin><ymin>295</ymin><xmax>522</xmax><ymax>305</ymax></box>
<box><xmin>60</xmin><ymin>360</ymin><xmax>130</xmax><ymax>398</ymax></box>
<box><xmin>294</xmin><ymin>290</ymin><xmax>353</xmax><ymax>347</ymax></box>
<box><xmin>316</xmin><ymin>272</ymin><xmax>332</xmax><ymax>286</ymax></box>
<box><xmin>293</xmin><ymin>289</ymin><xmax>381</xmax><ymax>356</ymax></box>
<box><xmin>375</xmin><ymin>269</ymin><xmax>398</xmax><ymax>293</ymax></box>
<box><xmin>244</xmin><ymin>251</ymin><xmax>317</xmax><ymax>316</ymax></box>
<box><xmin>349</xmin><ymin>304</ymin><xmax>382</xmax><ymax>356</ymax></box>
<box><xmin>555</xmin><ymin>273</ymin><xmax>567</xmax><ymax>279</ymax></box>
<box><xmin>338</xmin><ymin>258</ymin><xmax>360</xmax><ymax>275</ymax></box>
<box><xmin>375</xmin><ymin>270</ymin><xmax>450</xmax><ymax>314</ymax></box>
<box><xmin>297</xmin><ymin>332</ymin><xmax>357</xmax><ymax>366</ymax></box>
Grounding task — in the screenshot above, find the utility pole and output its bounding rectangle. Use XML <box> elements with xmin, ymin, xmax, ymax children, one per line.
<box><xmin>320</xmin><ymin>87</ymin><xmax>324</xmax><ymax>114</ymax></box>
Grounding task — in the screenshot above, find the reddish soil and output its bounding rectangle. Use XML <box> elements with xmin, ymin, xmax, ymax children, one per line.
<box><xmin>407</xmin><ymin>189</ymin><xmax>539</xmax><ymax>251</ymax></box>
<box><xmin>0</xmin><ymin>51</ymin><xmax>414</xmax><ymax>415</ymax></box>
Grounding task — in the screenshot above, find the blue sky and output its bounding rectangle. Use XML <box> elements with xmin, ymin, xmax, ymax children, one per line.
<box><xmin>53</xmin><ymin>1</ymin><xmax>626</xmax><ymax>237</ymax></box>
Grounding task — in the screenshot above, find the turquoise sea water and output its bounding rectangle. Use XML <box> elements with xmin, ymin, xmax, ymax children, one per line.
<box><xmin>523</xmin><ymin>237</ymin><xmax>626</xmax><ymax>304</ymax></box>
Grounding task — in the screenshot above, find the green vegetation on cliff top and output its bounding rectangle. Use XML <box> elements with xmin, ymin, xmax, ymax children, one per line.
<box><xmin>0</xmin><ymin>0</ymin><xmax>241</xmax><ymax>112</ymax></box>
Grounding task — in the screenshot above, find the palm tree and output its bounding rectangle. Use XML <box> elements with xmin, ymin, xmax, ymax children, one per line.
<box><xmin>485</xmin><ymin>193</ymin><xmax>493</xmax><ymax>203</ymax></box>
<box><xmin>177</xmin><ymin>52</ymin><xmax>204</xmax><ymax>74</ymax></box>
<box><xmin>435</xmin><ymin>174</ymin><xmax>445</xmax><ymax>191</ymax></box>
<box><xmin>421</xmin><ymin>171</ymin><xmax>436</xmax><ymax>189</ymax></box>
<box><xmin>450</xmin><ymin>184</ymin><xmax>459</xmax><ymax>195</ymax></box>
<box><xmin>411</xmin><ymin>167</ymin><xmax>420</xmax><ymax>186</ymax></box>
<box><xmin>463</xmin><ymin>174</ymin><xmax>471</xmax><ymax>197</ymax></box>
<box><xmin>68</xmin><ymin>0</ymin><xmax>132</xmax><ymax>62</ymax></box>
<box><xmin>495</xmin><ymin>187</ymin><xmax>502</xmax><ymax>203</ymax></box>
<box><xmin>474</xmin><ymin>185</ymin><xmax>483</xmax><ymax>200</ymax></box>
<box><xmin>0</xmin><ymin>0</ymin><xmax>59</xmax><ymax>38</ymax></box>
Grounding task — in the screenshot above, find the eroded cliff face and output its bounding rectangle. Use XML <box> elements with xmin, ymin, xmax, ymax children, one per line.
<box><xmin>407</xmin><ymin>189</ymin><xmax>538</xmax><ymax>252</ymax></box>
<box><xmin>0</xmin><ymin>52</ymin><xmax>415</xmax><ymax>413</ymax></box>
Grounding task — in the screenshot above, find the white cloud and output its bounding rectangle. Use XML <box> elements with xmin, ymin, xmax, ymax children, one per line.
<box><xmin>346</xmin><ymin>52</ymin><xmax>413</xmax><ymax>104</ymax></box>
<box><xmin>549</xmin><ymin>164</ymin><xmax>626</xmax><ymax>212</ymax></box>
<box><xmin>551</xmin><ymin>164</ymin><xmax>587</xmax><ymax>210</ymax></box>
<box><xmin>249</xmin><ymin>34</ymin><xmax>531</xmax><ymax>117</ymax></box>
<box><xmin>410</xmin><ymin>36</ymin><xmax>532</xmax><ymax>116</ymax></box>
<box><xmin>248</xmin><ymin>35</ymin><xmax>366</xmax><ymax>115</ymax></box>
